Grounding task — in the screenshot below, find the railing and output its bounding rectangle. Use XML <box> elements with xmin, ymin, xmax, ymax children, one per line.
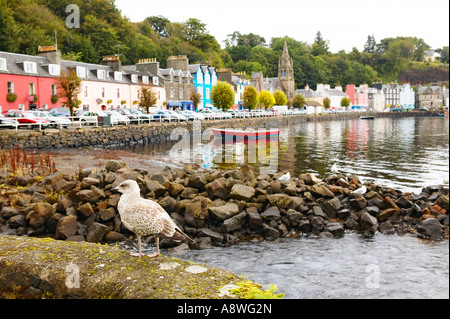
<box><xmin>0</xmin><ymin>111</ymin><xmax>311</xmax><ymax>131</ymax></box>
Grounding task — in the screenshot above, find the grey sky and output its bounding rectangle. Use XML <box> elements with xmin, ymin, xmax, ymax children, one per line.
<box><xmin>114</xmin><ymin>0</ymin><xmax>449</xmax><ymax>52</ymax></box>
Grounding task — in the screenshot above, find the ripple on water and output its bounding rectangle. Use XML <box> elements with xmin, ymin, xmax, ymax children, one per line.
<box><xmin>167</xmin><ymin>233</ymin><xmax>449</xmax><ymax>299</ymax></box>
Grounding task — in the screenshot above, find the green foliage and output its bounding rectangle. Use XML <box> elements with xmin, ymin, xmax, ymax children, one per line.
<box><xmin>292</xmin><ymin>94</ymin><xmax>305</xmax><ymax>109</ymax></box>
<box><xmin>231</xmin><ymin>281</ymin><xmax>285</xmax><ymax>299</ymax></box>
<box><xmin>211</xmin><ymin>81</ymin><xmax>235</xmax><ymax>111</ymax></box>
<box><xmin>6</xmin><ymin>93</ymin><xmax>17</xmax><ymax>103</ymax></box>
<box><xmin>273</xmin><ymin>90</ymin><xmax>287</xmax><ymax>106</ymax></box>
<box><xmin>0</xmin><ymin>0</ymin><xmax>446</xmax><ymax>88</ymax></box>
<box><xmin>242</xmin><ymin>86</ymin><xmax>258</xmax><ymax>110</ymax></box>
<box><xmin>341</xmin><ymin>97</ymin><xmax>351</xmax><ymax>108</ymax></box>
<box><xmin>258</xmin><ymin>90</ymin><xmax>275</xmax><ymax>109</ymax></box>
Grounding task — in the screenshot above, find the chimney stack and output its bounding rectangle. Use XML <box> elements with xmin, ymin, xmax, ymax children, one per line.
<box><xmin>37</xmin><ymin>45</ymin><xmax>61</xmax><ymax>65</ymax></box>
<box><xmin>136</xmin><ymin>58</ymin><xmax>160</xmax><ymax>77</ymax></box>
<box><xmin>101</xmin><ymin>55</ymin><xmax>122</xmax><ymax>71</ymax></box>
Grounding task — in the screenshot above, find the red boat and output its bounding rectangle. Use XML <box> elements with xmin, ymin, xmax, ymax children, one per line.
<box><xmin>211</xmin><ymin>128</ymin><xmax>280</xmax><ymax>143</ymax></box>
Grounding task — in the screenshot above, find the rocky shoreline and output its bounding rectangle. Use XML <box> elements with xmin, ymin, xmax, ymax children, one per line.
<box><xmin>0</xmin><ymin>161</ymin><xmax>448</xmax><ymax>252</ymax></box>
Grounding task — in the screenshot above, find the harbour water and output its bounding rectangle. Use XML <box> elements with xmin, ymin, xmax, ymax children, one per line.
<box><xmin>115</xmin><ymin>116</ymin><xmax>449</xmax><ymax>299</ymax></box>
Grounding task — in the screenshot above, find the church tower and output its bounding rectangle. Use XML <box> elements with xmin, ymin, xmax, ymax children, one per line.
<box><xmin>278</xmin><ymin>41</ymin><xmax>295</xmax><ymax>100</ymax></box>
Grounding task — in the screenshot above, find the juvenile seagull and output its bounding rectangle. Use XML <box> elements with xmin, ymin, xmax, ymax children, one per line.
<box><xmin>112</xmin><ymin>180</ymin><xmax>192</xmax><ymax>258</ymax></box>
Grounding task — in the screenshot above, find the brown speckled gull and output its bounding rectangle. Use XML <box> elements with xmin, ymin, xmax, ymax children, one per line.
<box><xmin>112</xmin><ymin>180</ymin><xmax>192</xmax><ymax>258</ymax></box>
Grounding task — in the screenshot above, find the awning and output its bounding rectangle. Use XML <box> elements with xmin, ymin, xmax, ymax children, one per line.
<box><xmin>167</xmin><ymin>101</ymin><xmax>183</xmax><ymax>107</ymax></box>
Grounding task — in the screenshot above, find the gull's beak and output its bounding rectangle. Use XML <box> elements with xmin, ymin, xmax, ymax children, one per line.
<box><xmin>110</xmin><ymin>187</ymin><xmax>120</xmax><ymax>194</ymax></box>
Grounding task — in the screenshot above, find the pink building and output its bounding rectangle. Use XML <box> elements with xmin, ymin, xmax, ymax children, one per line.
<box><xmin>345</xmin><ymin>84</ymin><xmax>369</xmax><ymax>110</ymax></box>
<box><xmin>1</xmin><ymin>49</ymin><xmax>166</xmax><ymax>114</ymax></box>
<box><xmin>0</xmin><ymin>49</ymin><xmax>62</xmax><ymax>113</ymax></box>
<box><xmin>64</xmin><ymin>55</ymin><xmax>166</xmax><ymax>112</ymax></box>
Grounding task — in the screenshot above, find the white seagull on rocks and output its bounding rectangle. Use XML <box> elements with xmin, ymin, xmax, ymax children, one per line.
<box><xmin>353</xmin><ymin>185</ymin><xmax>367</xmax><ymax>195</ymax></box>
<box><xmin>331</xmin><ymin>164</ymin><xmax>339</xmax><ymax>175</ymax></box>
<box><xmin>112</xmin><ymin>180</ymin><xmax>193</xmax><ymax>258</ymax></box>
<box><xmin>278</xmin><ymin>172</ymin><xmax>291</xmax><ymax>181</ymax></box>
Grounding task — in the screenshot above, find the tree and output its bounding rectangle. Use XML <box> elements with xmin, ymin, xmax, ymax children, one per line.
<box><xmin>311</xmin><ymin>31</ymin><xmax>329</xmax><ymax>56</ymax></box>
<box><xmin>258</xmin><ymin>90</ymin><xmax>275</xmax><ymax>109</ymax></box>
<box><xmin>292</xmin><ymin>94</ymin><xmax>305</xmax><ymax>109</ymax></box>
<box><xmin>211</xmin><ymin>81</ymin><xmax>234</xmax><ymax>111</ymax></box>
<box><xmin>323</xmin><ymin>97</ymin><xmax>331</xmax><ymax>109</ymax></box>
<box><xmin>341</xmin><ymin>97</ymin><xmax>351</xmax><ymax>108</ymax></box>
<box><xmin>139</xmin><ymin>86</ymin><xmax>157</xmax><ymax>114</ymax></box>
<box><xmin>273</xmin><ymin>90</ymin><xmax>287</xmax><ymax>105</ymax></box>
<box><xmin>190</xmin><ymin>89</ymin><xmax>202</xmax><ymax>111</ymax></box>
<box><xmin>364</xmin><ymin>35</ymin><xmax>377</xmax><ymax>53</ymax></box>
<box><xmin>242</xmin><ymin>86</ymin><xmax>258</xmax><ymax>110</ymax></box>
<box><xmin>55</xmin><ymin>68</ymin><xmax>82</xmax><ymax>116</ymax></box>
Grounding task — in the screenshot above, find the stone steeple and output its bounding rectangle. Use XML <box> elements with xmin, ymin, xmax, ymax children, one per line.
<box><xmin>278</xmin><ymin>41</ymin><xmax>295</xmax><ymax>100</ymax></box>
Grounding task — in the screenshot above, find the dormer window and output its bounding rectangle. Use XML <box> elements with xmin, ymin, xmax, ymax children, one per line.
<box><xmin>48</xmin><ymin>64</ymin><xmax>60</xmax><ymax>76</ymax></box>
<box><xmin>24</xmin><ymin>61</ymin><xmax>37</xmax><ymax>73</ymax></box>
<box><xmin>131</xmin><ymin>74</ymin><xmax>138</xmax><ymax>83</ymax></box>
<box><xmin>142</xmin><ymin>76</ymin><xmax>149</xmax><ymax>84</ymax></box>
<box><xmin>152</xmin><ymin>77</ymin><xmax>159</xmax><ymax>86</ymax></box>
<box><xmin>0</xmin><ymin>58</ymin><xmax>7</xmax><ymax>71</ymax></box>
<box><xmin>114</xmin><ymin>71</ymin><xmax>123</xmax><ymax>81</ymax></box>
<box><xmin>97</xmin><ymin>69</ymin><xmax>107</xmax><ymax>80</ymax></box>
<box><xmin>76</xmin><ymin>66</ymin><xmax>86</xmax><ymax>78</ymax></box>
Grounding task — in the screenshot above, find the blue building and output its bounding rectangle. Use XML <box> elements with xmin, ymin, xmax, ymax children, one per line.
<box><xmin>188</xmin><ymin>64</ymin><xmax>217</xmax><ymax>110</ymax></box>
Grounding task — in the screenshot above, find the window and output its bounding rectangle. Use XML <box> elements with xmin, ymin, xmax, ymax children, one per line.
<box><xmin>152</xmin><ymin>77</ymin><xmax>158</xmax><ymax>86</ymax></box>
<box><xmin>114</xmin><ymin>71</ymin><xmax>122</xmax><ymax>81</ymax></box>
<box><xmin>170</xmin><ymin>87</ymin><xmax>175</xmax><ymax>99</ymax></box>
<box><xmin>24</xmin><ymin>61</ymin><xmax>37</xmax><ymax>73</ymax></box>
<box><xmin>84</xmin><ymin>86</ymin><xmax>88</xmax><ymax>98</ymax></box>
<box><xmin>97</xmin><ymin>69</ymin><xmax>107</xmax><ymax>80</ymax></box>
<box><xmin>206</xmin><ymin>88</ymin><xmax>210</xmax><ymax>100</ymax></box>
<box><xmin>76</xmin><ymin>66</ymin><xmax>86</xmax><ymax>78</ymax></box>
<box><xmin>179</xmin><ymin>86</ymin><xmax>183</xmax><ymax>99</ymax></box>
<box><xmin>7</xmin><ymin>82</ymin><xmax>14</xmax><ymax>94</ymax></box>
<box><xmin>52</xmin><ymin>84</ymin><xmax>57</xmax><ymax>96</ymax></box>
<box><xmin>0</xmin><ymin>58</ymin><xmax>7</xmax><ymax>71</ymax></box>
<box><xmin>137</xmin><ymin>89</ymin><xmax>140</xmax><ymax>100</ymax></box>
<box><xmin>117</xmin><ymin>88</ymin><xmax>120</xmax><ymax>99</ymax></box>
<box><xmin>29</xmin><ymin>83</ymin><xmax>36</xmax><ymax>95</ymax></box>
<box><xmin>48</xmin><ymin>64</ymin><xmax>60</xmax><ymax>76</ymax></box>
<box><xmin>143</xmin><ymin>76</ymin><xmax>149</xmax><ymax>84</ymax></box>
<box><xmin>101</xmin><ymin>87</ymin><xmax>105</xmax><ymax>98</ymax></box>
<box><xmin>131</xmin><ymin>74</ymin><xmax>138</xmax><ymax>83</ymax></box>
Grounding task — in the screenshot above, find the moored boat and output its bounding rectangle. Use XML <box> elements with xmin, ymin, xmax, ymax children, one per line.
<box><xmin>360</xmin><ymin>116</ymin><xmax>375</xmax><ymax>120</ymax></box>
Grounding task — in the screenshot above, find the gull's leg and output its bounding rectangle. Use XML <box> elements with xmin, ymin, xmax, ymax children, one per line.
<box><xmin>147</xmin><ymin>237</ymin><xmax>161</xmax><ymax>258</ymax></box>
<box><xmin>130</xmin><ymin>235</ymin><xmax>143</xmax><ymax>257</ymax></box>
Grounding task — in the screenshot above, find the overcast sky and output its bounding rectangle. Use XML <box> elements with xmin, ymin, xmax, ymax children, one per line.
<box><xmin>114</xmin><ymin>0</ymin><xmax>449</xmax><ymax>52</ymax></box>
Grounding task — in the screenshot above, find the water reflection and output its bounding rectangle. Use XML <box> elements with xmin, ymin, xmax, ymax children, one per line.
<box><xmin>117</xmin><ymin>117</ymin><xmax>449</xmax><ymax>193</ymax></box>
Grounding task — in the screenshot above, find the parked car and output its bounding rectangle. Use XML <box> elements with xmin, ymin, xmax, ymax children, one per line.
<box><xmin>150</xmin><ymin>110</ymin><xmax>172</xmax><ymax>121</ymax></box>
<box><xmin>177</xmin><ymin>110</ymin><xmax>205</xmax><ymax>121</ymax></box>
<box><xmin>104</xmin><ymin>110</ymin><xmax>130</xmax><ymax>125</ymax></box>
<box><xmin>110</xmin><ymin>108</ymin><xmax>148</xmax><ymax>124</ymax></box>
<box><xmin>198</xmin><ymin>109</ymin><xmax>219</xmax><ymax>120</ymax></box>
<box><xmin>165</xmin><ymin>110</ymin><xmax>188</xmax><ymax>121</ymax></box>
<box><xmin>49</xmin><ymin>107</ymin><xmax>71</xmax><ymax>117</ymax></box>
<box><xmin>390</xmin><ymin>108</ymin><xmax>403</xmax><ymax>112</ymax></box>
<box><xmin>4</xmin><ymin>110</ymin><xmax>50</xmax><ymax>129</ymax></box>
<box><xmin>0</xmin><ymin>113</ymin><xmax>18</xmax><ymax>129</ymax></box>
<box><xmin>75</xmin><ymin>110</ymin><xmax>119</xmax><ymax>126</ymax></box>
<box><xmin>127</xmin><ymin>109</ymin><xmax>152</xmax><ymax>123</ymax></box>
<box><xmin>29</xmin><ymin>111</ymin><xmax>72</xmax><ymax>128</ymax></box>
<box><xmin>215</xmin><ymin>110</ymin><xmax>232</xmax><ymax>119</ymax></box>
